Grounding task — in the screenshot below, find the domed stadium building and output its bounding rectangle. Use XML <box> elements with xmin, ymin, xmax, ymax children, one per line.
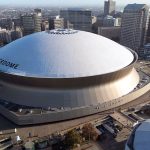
<box><xmin>0</xmin><ymin>29</ymin><xmax>146</xmax><ymax>125</ymax></box>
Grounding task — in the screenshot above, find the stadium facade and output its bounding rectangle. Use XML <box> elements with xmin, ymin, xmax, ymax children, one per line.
<box><xmin>0</xmin><ymin>29</ymin><xmax>143</xmax><ymax>125</ymax></box>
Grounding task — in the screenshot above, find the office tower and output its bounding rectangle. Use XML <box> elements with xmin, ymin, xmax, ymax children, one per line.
<box><xmin>103</xmin><ymin>15</ymin><xmax>115</xmax><ymax>27</ymax></box>
<box><xmin>120</xmin><ymin>4</ymin><xmax>149</xmax><ymax>52</ymax></box>
<box><xmin>98</xmin><ymin>26</ymin><xmax>121</xmax><ymax>42</ymax></box>
<box><xmin>49</xmin><ymin>16</ymin><xmax>64</xmax><ymax>30</ymax></box>
<box><xmin>146</xmin><ymin>16</ymin><xmax>150</xmax><ymax>43</ymax></box>
<box><xmin>21</xmin><ymin>14</ymin><xmax>35</xmax><ymax>36</ymax></box>
<box><xmin>0</xmin><ymin>28</ymin><xmax>23</xmax><ymax>44</ymax></box>
<box><xmin>34</xmin><ymin>9</ymin><xmax>42</xmax><ymax>32</ymax></box>
<box><xmin>12</xmin><ymin>18</ymin><xmax>22</xmax><ymax>28</ymax></box>
<box><xmin>10</xmin><ymin>27</ymin><xmax>23</xmax><ymax>41</ymax></box>
<box><xmin>0</xmin><ymin>18</ymin><xmax>13</xmax><ymax>30</ymax></box>
<box><xmin>0</xmin><ymin>29</ymin><xmax>12</xmax><ymax>44</ymax></box>
<box><xmin>60</xmin><ymin>9</ymin><xmax>92</xmax><ymax>32</ymax></box>
<box><xmin>103</xmin><ymin>15</ymin><xmax>121</xmax><ymax>27</ymax></box>
<box><xmin>21</xmin><ymin>9</ymin><xmax>42</xmax><ymax>36</ymax></box>
<box><xmin>92</xmin><ymin>16</ymin><xmax>97</xmax><ymax>25</ymax></box>
<box><xmin>104</xmin><ymin>0</ymin><xmax>116</xmax><ymax>16</ymax></box>
<box><xmin>41</xmin><ymin>21</ymin><xmax>49</xmax><ymax>31</ymax></box>
<box><xmin>92</xmin><ymin>16</ymin><xmax>104</xmax><ymax>33</ymax></box>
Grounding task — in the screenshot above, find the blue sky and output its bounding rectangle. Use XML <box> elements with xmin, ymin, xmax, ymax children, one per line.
<box><xmin>0</xmin><ymin>0</ymin><xmax>150</xmax><ymax>7</ymax></box>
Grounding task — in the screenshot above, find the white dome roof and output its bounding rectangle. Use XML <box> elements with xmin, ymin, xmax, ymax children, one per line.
<box><xmin>0</xmin><ymin>29</ymin><xmax>134</xmax><ymax>78</ymax></box>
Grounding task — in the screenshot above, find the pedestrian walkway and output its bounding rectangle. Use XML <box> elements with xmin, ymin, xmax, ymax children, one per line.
<box><xmin>110</xmin><ymin>112</ymin><xmax>134</xmax><ymax>129</ymax></box>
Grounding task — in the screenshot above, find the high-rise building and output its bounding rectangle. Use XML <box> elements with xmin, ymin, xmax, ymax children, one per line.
<box><xmin>60</xmin><ymin>9</ymin><xmax>92</xmax><ymax>32</ymax></box>
<box><xmin>21</xmin><ymin>9</ymin><xmax>42</xmax><ymax>36</ymax></box>
<box><xmin>92</xmin><ymin>16</ymin><xmax>104</xmax><ymax>33</ymax></box>
<box><xmin>41</xmin><ymin>21</ymin><xmax>49</xmax><ymax>31</ymax></box>
<box><xmin>10</xmin><ymin>27</ymin><xmax>23</xmax><ymax>41</ymax></box>
<box><xmin>0</xmin><ymin>29</ymin><xmax>11</xmax><ymax>44</ymax></box>
<box><xmin>98</xmin><ymin>26</ymin><xmax>121</xmax><ymax>42</ymax></box>
<box><xmin>0</xmin><ymin>18</ymin><xmax>13</xmax><ymax>30</ymax></box>
<box><xmin>12</xmin><ymin>18</ymin><xmax>22</xmax><ymax>28</ymax></box>
<box><xmin>103</xmin><ymin>15</ymin><xmax>115</xmax><ymax>27</ymax></box>
<box><xmin>0</xmin><ymin>28</ymin><xmax>22</xmax><ymax>44</ymax></box>
<box><xmin>49</xmin><ymin>16</ymin><xmax>64</xmax><ymax>30</ymax></box>
<box><xmin>104</xmin><ymin>0</ymin><xmax>116</xmax><ymax>16</ymax></box>
<box><xmin>34</xmin><ymin>9</ymin><xmax>42</xmax><ymax>32</ymax></box>
<box><xmin>120</xmin><ymin>4</ymin><xmax>149</xmax><ymax>52</ymax></box>
<box><xmin>103</xmin><ymin>15</ymin><xmax>121</xmax><ymax>27</ymax></box>
<box><xmin>21</xmin><ymin>14</ymin><xmax>35</xmax><ymax>36</ymax></box>
<box><xmin>146</xmin><ymin>16</ymin><xmax>150</xmax><ymax>43</ymax></box>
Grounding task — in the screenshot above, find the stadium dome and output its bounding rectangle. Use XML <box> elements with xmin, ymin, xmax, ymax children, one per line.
<box><xmin>0</xmin><ymin>29</ymin><xmax>140</xmax><ymax>124</ymax></box>
<box><xmin>0</xmin><ymin>29</ymin><xmax>134</xmax><ymax>78</ymax></box>
<box><xmin>126</xmin><ymin>120</ymin><xmax>150</xmax><ymax>150</ymax></box>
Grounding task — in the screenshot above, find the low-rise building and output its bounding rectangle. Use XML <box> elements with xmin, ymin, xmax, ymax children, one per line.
<box><xmin>141</xmin><ymin>43</ymin><xmax>150</xmax><ymax>60</ymax></box>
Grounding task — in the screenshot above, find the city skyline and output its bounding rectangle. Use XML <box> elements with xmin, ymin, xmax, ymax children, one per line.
<box><xmin>0</xmin><ymin>0</ymin><xmax>150</xmax><ymax>149</ymax></box>
<box><xmin>0</xmin><ymin>0</ymin><xmax>150</xmax><ymax>7</ymax></box>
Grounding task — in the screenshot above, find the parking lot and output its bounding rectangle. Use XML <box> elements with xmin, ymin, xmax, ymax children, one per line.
<box><xmin>93</xmin><ymin>111</ymin><xmax>133</xmax><ymax>150</ymax></box>
<box><xmin>96</xmin><ymin>128</ymin><xmax>130</xmax><ymax>150</ymax></box>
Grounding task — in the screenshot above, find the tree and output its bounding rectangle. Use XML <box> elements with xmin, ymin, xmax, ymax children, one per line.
<box><xmin>64</xmin><ymin>129</ymin><xmax>82</xmax><ymax>148</ymax></box>
<box><xmin>82</xmin><ymin>123</ymin><xmax>99</xmax><ymax>141</ymax></box>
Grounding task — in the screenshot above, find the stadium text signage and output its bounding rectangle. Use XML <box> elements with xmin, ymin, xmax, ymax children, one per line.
<box><xmin>0</xmin><ymin>59</ymin><xmax>19</xmax><ymax>69</ymax></box>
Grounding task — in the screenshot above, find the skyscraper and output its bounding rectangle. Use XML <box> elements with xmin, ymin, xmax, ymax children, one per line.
<box><xmin>21</xmin><ymin>14</ymin><xmax>35</xmax><ymax>36</ymax></box>
<box><xmin>34</xmin><ymin>9</ymin><xmax>42</xmax><ymax>33</ymax></box>
<box><xmin>104</xmin><ymin>0</ymin><xmax>116</xmax><ymax>16</ymax></box>
<box><xmin>21</xmin><ymin>9</ymin><xmax>42</xmax><ymax>36</ymax></box>
<box><xmin>0</xmin><ymin>18</ymin><xmax>13</xmax><ymax>30</ymax></box>
<box><xmin>103</xmin><ymin>15</ymin><xmax>121</xmax><ymax>27</ymax></box>
<box><xmin>60</xmin><ymin>9</ymin><xmax>92</xmax><ymax>32</ymax></box>
<box><xmin>0</xmin><ymin>28</ymin><xmax>22</xmax><ymax>44</ymax></box>
<box><xmin>120</xmin><ymin>4</ymin><xmax>149</xmax><ymax>52</ymax></box>
<box><xmin>146</xmin><ymin>16</ymin><xmax>150</xmax><ymax>43</ymax></box>
<box><xmin>49</xmin><ymin>16</ymin><xmax>64</xmax><ymax>30</ymax></box>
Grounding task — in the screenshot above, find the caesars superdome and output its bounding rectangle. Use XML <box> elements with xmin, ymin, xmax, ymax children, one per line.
<box><xmin>0</xmin><ymin>29</ymin><xmax>140</xmax><ymax>124</ymax></box>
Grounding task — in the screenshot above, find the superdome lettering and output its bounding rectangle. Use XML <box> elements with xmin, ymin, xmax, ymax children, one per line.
<box><xmin>0</xmin><ymin>59</ymin><xmax>19</xmax><ymax>69</ymax></box>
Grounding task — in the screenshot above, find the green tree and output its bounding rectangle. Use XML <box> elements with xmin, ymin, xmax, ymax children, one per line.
<box><xmin>64</xmin><ymin>129</ymin><xmax>82</xmax><ymax>148</ymax></box>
